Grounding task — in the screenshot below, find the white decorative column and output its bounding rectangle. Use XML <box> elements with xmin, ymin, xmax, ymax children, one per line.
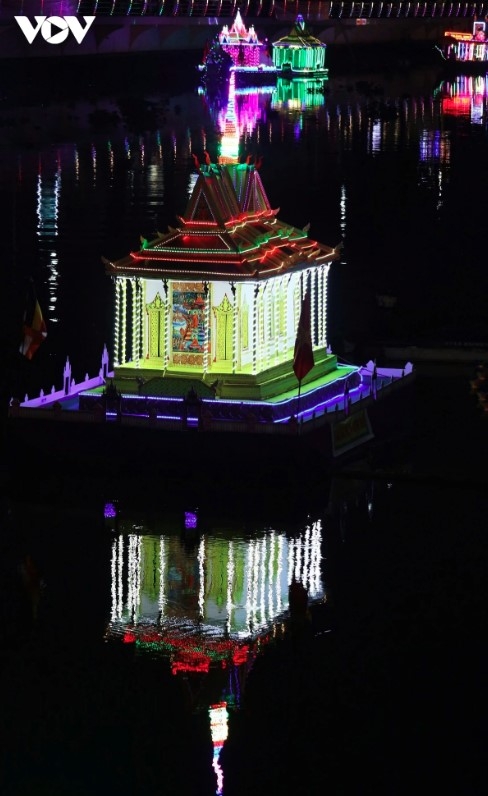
<box><xmin>203</xmin><ymin>282</ymin><xmax>210</xmax><ymax>375</ymax></box>
<box><xmin>121</xmin><ymin>278</ymin><xmax>127</xmax><ymax>366</ymax></box>
<box><xmin>310</xmin><ymin>267</ymin><xmax>316</xmax><ymax>350</ymax></box>
<box><xmin>114</xmin><ymin>278</ymin><xmax>121</xmax><ymax>367</ymax></box>
<box><xmin>252</xmin><ymin>283</ymin><xmax>259</xmax><ymax>376</ymax></box>
<box><xmin>164</xmin><ymin>280</ymin><xmax>170</xmax><ymax>370</ymax></box>
<box><xmin>131</xmin><ymin>278</ymin><xmax>139</xmax><ymax>366</ymax></box>
<box><xmin>232</xmin><ymin>284</ymin><xmax>237</xmax><ymax>374</ymax></box>
<box><xmin>141</xmin><ymin>279</ymin><xmax>147</xmax><ymax>359</ymax></box>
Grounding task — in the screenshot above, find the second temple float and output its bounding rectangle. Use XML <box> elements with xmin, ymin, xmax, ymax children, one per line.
<box><xmin>441</xmin><ymin>18</ymin><xmax>488</xmax><ymax>72</ymax></box>
<box><xmin>198</xmin><ymin>10</ymin><xmax>277</xmax><ymax>89</ymax></box>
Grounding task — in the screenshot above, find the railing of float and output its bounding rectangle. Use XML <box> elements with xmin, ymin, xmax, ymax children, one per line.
<box><xmin>8</xmin><ymin>342</ymin><xmax>415</xmax><ymax>436</ymax></box>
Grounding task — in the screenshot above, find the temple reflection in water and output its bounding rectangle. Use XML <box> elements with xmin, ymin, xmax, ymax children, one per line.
<box><xmin>104</xmin><ymin>506</ymin><xmax>325</xmax><ymax>794</ymax></box>
<box><xmin>437</xmin><ymin>73</ymin><xmax>488</xmax><ymax>124</ymax></box>
<box><xmin>106</xmin><ymin>515</ymin><xmax>324</xmax><ymax>653</ymax></box>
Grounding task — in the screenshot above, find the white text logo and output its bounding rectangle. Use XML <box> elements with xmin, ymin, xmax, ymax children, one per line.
<box><xmin>15</xmin><ymin>16</ymin><xmax>96</xmax><ymax>45</ymax></box>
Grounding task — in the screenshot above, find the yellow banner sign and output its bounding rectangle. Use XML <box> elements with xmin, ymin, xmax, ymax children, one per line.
<box><xmin>331</xmin><ymin>409</ymin><xmax>374</xmax><ymax>457</ymax></box>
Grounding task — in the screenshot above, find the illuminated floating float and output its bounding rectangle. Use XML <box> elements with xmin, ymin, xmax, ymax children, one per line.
<box><xmin>436</xmin><ymin>74</ymin><xmax>488</xmax><ymax>123</ymax></box>
<box><xmin>7</xmin><ymin>155</ymin><xmax>414</xmax><ymax>487</ymax></box>
<box><xmin>271</xmin><ymin>75</ymin><xmax>328</xmax><ymax>112</ymax></box>
<box><xmin>271</xmin><ymin>15</ymin><xmax>328</xmax><ymax>79</ymax></box>
<box><xmin>441</xmin><ymin>19</ymin><xmax>488</xmax><ymax>73</ymax></box>
<box><xmin>198</xmin><ymin>9</ymin><xmax>277</xmax><ymax>89</ymax></box>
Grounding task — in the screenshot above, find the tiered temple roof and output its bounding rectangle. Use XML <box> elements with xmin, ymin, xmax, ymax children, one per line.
<box><xmin>103</xmin><ymin>162</ymin><xmax>337</xmax><ymax>282</ymax></box>
<box><xmin>272</xmin><ymin>14</ymin><xmax>326</xmax><ymax>51</ymax></box>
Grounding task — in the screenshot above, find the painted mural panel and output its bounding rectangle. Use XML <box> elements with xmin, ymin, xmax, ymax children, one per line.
<box><xmin>172</xmin><ymin>282</ymin><xmax>207</xmax><ymax>367</ymax></box>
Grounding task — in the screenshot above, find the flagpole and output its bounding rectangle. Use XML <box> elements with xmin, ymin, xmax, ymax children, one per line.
<box><xmin>296</xmin><ymin>378</ymin><xmax>302</xmax><ymax>424</ymax></box>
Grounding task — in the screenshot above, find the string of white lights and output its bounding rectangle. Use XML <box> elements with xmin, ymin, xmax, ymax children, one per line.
<box><xmin>165</xmin><ymin>283</ymin><xmax>171</xmax><ymax>369</ymax></box>
<box><xmin>110</xmin><ymin>539</ymin><xmax>117</xmax><ymax>623</ymax></box>
<box><xmin>121</xmin><ymin>279</ymin><xmax>127</xmax><ymax>366</ymax></box>
<box><xmin>117</xmin><ymin>535</ymin><xmax>123</xmax><ymax>620</ymax></box>
<box><xmin>226</xmin><ymin>541</ymin><xmax>234</xmax><ymax>635</ymax></box>
<box><xmin>141</xmin><ymin>280</ymin><xmax>147</xmax><ymax>359</ymax></box>
<box><xmin>132</xmin><ymin>279</ymin><xmax>138</xmax><ymax>364</ymax></box>
<box><xmin>267</xmin><ymin>532</ymin><xmax>275</xmax><ymax>619</ymax></box>
<box><xmin>159</xmin><ymin>536</ymin><xmax>166</xmax><ymax>618</ymax></box>
<box><xmin>259</xmin><ymin>536</ymin><xmax>266</xmax><ymax>625</ymax></box>
<box><xmin>204</xmin><ymin>285</ymin><xmax>210</xmax><ymax>374</ymax></box>
<box><xmin>232</xmin><ymin>288</ymin><xmax>237</xmax><ymax>374</ymax></box>
<box><xmin>114</xmin><ymin>279</ymin><xmax>121</xmax><ymax>366</ymax></box>
<box><xmin>310</xmin><ymin>268</ymin><xmax>315</xmax><ymax>350</ymax></box>
<box><xmin>198</xmin><ymin>538</ymin><xmax>205</xmax><ymax>619</ymax></box>
<box><xmin>252</xmin><ymin>285</ymin><xmax>258</xmax><ymax>375</ymax></box>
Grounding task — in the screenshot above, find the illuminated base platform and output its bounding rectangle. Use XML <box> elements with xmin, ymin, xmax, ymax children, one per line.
<box><xmin>114</xmin><ymin>351</ymin><xmax>339</xmax><ymax>401</ymax></box>
<box><xmin>230</xmin><ymin>65</ymin><xmax>278</xmax><ymax>87</ymax></box>
<box><xmin>276</xmin><ymin>67</ymin><xmax>329</xmax><ymax>80</ymax></box>
<box><xmin>198</xmin><ymin>63</ymin><xmax>278</xmax><ymax>89</ymax></box>
<box><xmin>5</xmin><ymin>352</ymin><xmax>415</xmax><ymax>506</ymax></box>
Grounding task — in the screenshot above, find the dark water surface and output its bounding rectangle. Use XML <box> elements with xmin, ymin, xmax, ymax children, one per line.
<box><xmin>1</xmin><ymin>52</ymin><xmax>487</xmax><ymax>794</ymax></box>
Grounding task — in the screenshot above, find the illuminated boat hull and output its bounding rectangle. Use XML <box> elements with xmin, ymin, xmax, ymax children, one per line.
<box><xmin>5</xmin><ymin>362</ymin><xmax>414</xmax><ymax>509</ymax></box>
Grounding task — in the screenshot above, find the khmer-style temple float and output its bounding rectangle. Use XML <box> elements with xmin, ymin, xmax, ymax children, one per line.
<box><xmin>198</xmin><ymin>10</ymin><xmax>277</xmax><ymax>90</ymax></box>
<box><xmin>6</xmin><ymin>155</ymin><xmax>414</xmax><ymax>500</ymax></box>
<box><xmin>441</xmin><ymin>18</ymin><xmax>488</xmax><ymax>73</ymax></box>
<box><xmin>271</xmin><ymin>14</ymin><xmax>328</xmax><ymax>79</ymax></box>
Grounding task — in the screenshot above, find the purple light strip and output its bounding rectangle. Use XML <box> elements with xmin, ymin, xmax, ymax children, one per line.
<box><xmin>274</xmin><ymin>384</ymin><xmax>365</xmax><ymax>424</ymax></box>
<box><xmin>80</xmin><ymin>392</ymin><xmax>184</xmax><ymax>403</ymax></box>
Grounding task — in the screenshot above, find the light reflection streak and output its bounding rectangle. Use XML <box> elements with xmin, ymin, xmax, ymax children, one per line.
<box><xmin>198</xmin><ymin>537</ymin><xmax>205</xmax><ymax>619</ymax></box>
<box><xmin>91</xmin><ymin>143</ymin><xmax>97</xmax><ymax>186</ymax></box>
<box><xmin>209</xmin><ymin>703</ymin><xmax>228</xmax><ymax>796</ymax></box>
<box><xmin>117</xmin><ymin>535</ymin><xmax>123</xmax><ymax>620</ymax></box>
<box><xmin>36</xmin><ymin>154</ymin><xmax>61</xmax><ymax>322</ymax></box>
<box><xmin>226</xmin><ymin>541</ymin><xmax>234</xmax><ymax>635</ymax></box>
<box><xmin>159</xmin><ymin>536</ymin><xmax>166</xmax><ymax>618</ymax></box>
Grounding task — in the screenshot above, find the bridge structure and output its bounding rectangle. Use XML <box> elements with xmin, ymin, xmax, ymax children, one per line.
<box><xmin>74</xmin><ymin>2</ymin><xmax>488</xmax><ymax>18</ymax></box>
<box><xmin>1</xmin><ymin>1</ymin><xmax>487</xmax><ymax>19</ymax></box>
<box><xmin>0</xmin><ymin>1</ymin><xmax>483</xmax><ymax>57</ymax></box>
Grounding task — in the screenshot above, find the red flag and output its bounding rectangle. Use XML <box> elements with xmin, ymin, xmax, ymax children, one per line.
<box><xmin>293</xmin><ymin>290</ymin><xmax>314</xmax><ymax>382</ymax></box>
<box><xmin>20</xmin><ymin>281</ymin><xmax>47</xmax><ymax>360</ymax></box>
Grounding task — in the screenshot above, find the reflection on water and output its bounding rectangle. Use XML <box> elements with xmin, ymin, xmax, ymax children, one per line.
<box><xmin>104</xmin><ymin>507</ymin><xmax>325</xmax><ymax>795</ymax></box>
<box><xmin>209</xmin><ymin>702</ymin><xmax>229</xmax><ymax>796</ymax></box>
<box><xmin>106</xmin><ymin>510</ymin><xmax>324</xmax><ymax>652</ymax></box>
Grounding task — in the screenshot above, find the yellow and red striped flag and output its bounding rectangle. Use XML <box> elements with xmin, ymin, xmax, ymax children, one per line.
<box><xmin>20</xmin><ymin>281</ymin><xmax>47</xmax><ymax>360</ymax></box>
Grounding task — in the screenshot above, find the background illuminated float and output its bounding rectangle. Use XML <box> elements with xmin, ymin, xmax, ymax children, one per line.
<box><xmin>272</xmin><ymin>75</ymin><xmax>328</xmax><ymax>113</ymax></box>
<box><xmin>442</xmin><ymin>18</ymin><xmax>488</xmax><ymax>71</ymax></box>
<box><xmin>199</xmin><ymin>9</ymin><xmax>277</xmax><ymax>88</ymax></box>
<box><xmin>436</xmin><ymin>74</ymin><xmax>488</xmax><ymax>123</ymax></box>
<box><xmin>272</xmin><ymin>14</ymin><xmax>328</xmax><ymax>78</ymax></box>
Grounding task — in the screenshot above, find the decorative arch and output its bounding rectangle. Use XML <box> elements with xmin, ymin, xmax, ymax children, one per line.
<box><xmin>213</xmin><ymin>293</ymin><xmax>234</xmax><ymax>363</ymax></box>
<box><xmin>146</xmin><ymin>292</ymin><xmax>165</xmax><ymax>359</ymax></box>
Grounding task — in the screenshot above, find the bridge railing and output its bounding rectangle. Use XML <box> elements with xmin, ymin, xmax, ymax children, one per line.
<box><xmin>74</xmin><ymin>0</ymin><xmax>278</xmax><ymax>15</ymax></box>
<box><xmin>328</xmin><ymin>1</ymin><xmax>484</xmax><ymax>18</ymax></box>
<box><xmin>2</xmin><ymin>0</ymin><xmax>483</xmax><ymax>18</ymax></box>
<box><xmin>70</xmin><ymin>0</ymin><xmax>488</xmax><ymax>17</ymax></box>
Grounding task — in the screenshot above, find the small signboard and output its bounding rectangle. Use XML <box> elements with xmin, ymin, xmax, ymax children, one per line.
<box><xmin>331</xmin><ymin>409</ymin><xmax>374</xmax><ymax>457</ymax></box>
